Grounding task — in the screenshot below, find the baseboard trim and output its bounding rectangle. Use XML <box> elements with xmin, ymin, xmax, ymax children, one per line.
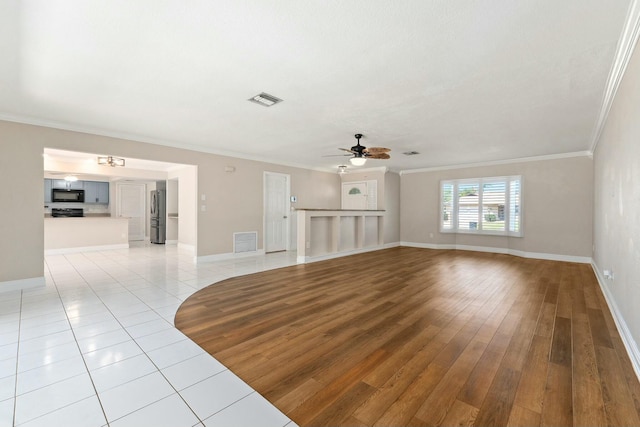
<box><xmin>591</xmin><ymin>261</ymin><xmax>640</xmax><ymax>381</ymax></box>
<box><xmin>383</xmin><ymin>241</ymin><xmax>401</xmax><ymax>249</ymax></box>
<box><xmin>0</xmin><ymin>276</ymin><xmax>46</xmax><ymax>293</ymax></box>
<box><xmin>197</xmin><ymin>249</ymin><xmax>266</xmax><ymax>264</ymax></box>
<box><xmin>165</xmin><ymin>240</ymin><xmax>178</xmax><ymax>245</ymax></box>
<box><xmin>399</xmin><ymin>242</ymin><xmax>592</xmax><ymax>263</ymax></box>
<box><xmin>45</xmin><ymin>243</ymin><xmax>129</xmax><ymax>255</ymax></box>
<box><xmin>297</xmin><ymin>245</ymin><xmax>385</xmax><ymax>264</ymax></box>
<box><xmin>178</xmin><ymin>243</ymin><xmax>195</xmax><ymax>253</ymax></box>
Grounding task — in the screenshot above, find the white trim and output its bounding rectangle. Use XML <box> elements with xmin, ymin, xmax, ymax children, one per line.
<box><xmin>165</xmin><ymin>239</ymin><xmax>178</xmax><ymax>245</ymax></box>
<box><xmin>178</xmin><ymin>243</ymin><xmax>195</xmax><ymax>253</ymax></box>
<box><xmin>399</xmin><ymin>242</ymin><xmax>591</xmax><ymax>263</ymax></box>
<box><xmin>45</xmin><ymin>243</ymin><xmax>129</xmax><ymax>255</ymax></box>
<box><xmin>590</xmin><ymin>0</ymin><xmax>640</xmax><ymax>153</ymax></box>
<box><xmin>0</xmin><ymin>276</ymin><xmax>46</xmax><ymax>293</ymax></box>
<box><xmin>296</xmin><ymin>245</ymin><xmax>384</xmax><ymax>264</ymax></box>
<box><xmin>340</xmin><ymin>166</ymin><xmax>389</xmax><ymax>176</ymax></box>
<box><xmin>383</xmin><ymin>241</ymin><xmax>401</xmax><ymax>249</ymax></box>
<box><xmin>197</xmin><ymin>249</ymin><xmax>266</xmax><ymax>264</ymax></box>
<box><xmin>591</xmin><ymin>260</ymin><xmax>640</xmax><ymax>381</ymax></box>
<box><xmin>399</xmin><ymin>151</ymin><xmax>591</xmax><ymax>175</ymax></box>
<box><xmin>439</xmin><ymin>175</ymin><xmax>523</xmax><ymax>237</ymax></box>
<box><xmin>401</xmin><ymin>242</ymin><xmax>456</xmax><ymax>250</ymax></box>
<box><xmin>507</xmin><ymin>249</ymin><xmax>591</xmax><ymax>264</ymax></box>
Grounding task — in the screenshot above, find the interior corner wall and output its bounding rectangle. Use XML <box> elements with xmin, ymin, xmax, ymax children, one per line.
<box><xmin>400</xmin><ymin>156</ymin><xmax>594</xmax><ymax>258</ymax></box>
<box><xmin>593</xmin><ymin>36</ymin><xmax>640</xmax><ymax>354</ymax></box>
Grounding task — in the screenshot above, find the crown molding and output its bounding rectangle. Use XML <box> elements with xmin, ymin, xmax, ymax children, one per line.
<box><xmin>399</xmin><ymin>151</ymin><xmax>592</xmax><ymax>175</ymax></box>
<box><xmin>590</xmin><ymin>0</ymin><xmax>640</xmax><ymax>153</ymax></box>
<box><xmin>340</xmin><ymin>166</ymin><xmax>388</xmax><ymax>175</ymax></box>
<box><xmin>0</xmin><ymin>114</ymin><xmax>335</xmax><ymax>174</ymax></box>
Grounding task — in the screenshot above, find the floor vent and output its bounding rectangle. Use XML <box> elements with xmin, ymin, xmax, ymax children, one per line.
<box><xmin>233</xmin><ymin>232</ymin><xmax>258</xmax><ymax>254</ymax></box>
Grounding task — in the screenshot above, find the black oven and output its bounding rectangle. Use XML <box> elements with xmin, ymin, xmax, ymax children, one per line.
<box><xmin>52</xmin><ymin>188</ymin><xmax>85</xmax><ymax>203</ymax></box>
<box><xmin>51</xmin><ymin>208</ymin><xmax>84</xmax><ymax>217</ymax></box>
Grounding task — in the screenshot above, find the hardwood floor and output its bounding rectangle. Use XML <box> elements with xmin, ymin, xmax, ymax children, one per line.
<box><xmin>175</xmin><ymin>247</ymin><xmax>640</xmax><ymax>426</ymax></box>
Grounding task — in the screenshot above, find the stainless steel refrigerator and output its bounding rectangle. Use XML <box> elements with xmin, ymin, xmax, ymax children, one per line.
<box><xmin>150</xmin><ymin>190</ymin><xmax>166</xmax><ymax>244</ymax></box>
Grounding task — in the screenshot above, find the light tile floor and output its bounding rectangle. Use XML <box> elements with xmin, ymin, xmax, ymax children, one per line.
<box><xmin>0</xmin><ymin>243</ymin><xmax>299</xmax><ymax>427</ymax></box>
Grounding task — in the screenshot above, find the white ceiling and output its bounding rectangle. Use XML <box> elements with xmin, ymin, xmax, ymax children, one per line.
<box><xmin>0</xmin><ymin>0</ymin><xmax>633</xmax><ymax>172</ymax></box>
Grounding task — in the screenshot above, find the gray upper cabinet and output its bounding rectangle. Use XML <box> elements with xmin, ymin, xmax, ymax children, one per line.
<box><xmin>44</xmin><ymin>179</ymin><xmax>52</xmax><ymax>203</ymax></box>
<box><xmin>44</xmin><ymin>179</ymin><xmax>109</xmax><ymax>204</ymax></box>
<box><xmin>83</xmin><ymin>181</ymin><xmax>109</xmax><ymax>204</ymax></box>
<box><xmin>52</xmin><ymin>179</ymin><xmax>83</xmax><ymax>190</ymax></box>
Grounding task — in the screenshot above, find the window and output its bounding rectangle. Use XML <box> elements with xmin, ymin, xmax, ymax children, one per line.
<box><xmin>440</xmin><ymin>176</ymin><xmax>522</xmax><ymax>236</ymax></box>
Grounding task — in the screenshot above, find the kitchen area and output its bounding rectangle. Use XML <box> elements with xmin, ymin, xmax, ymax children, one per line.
<box><xmin>43</xmin><ymin>148</ymin><xmax>196</xmax><ymax>255</ymax></box>
<box><xmin>44</xmin><ymin>176</ymin><xmax>131</xmax><ymax>253</ymax></box>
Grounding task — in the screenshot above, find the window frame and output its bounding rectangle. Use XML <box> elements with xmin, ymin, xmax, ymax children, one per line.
<box><xmin>439</xmin><ymin>175</ymin><xmax>523</xmax><ymax>237</ymax></box>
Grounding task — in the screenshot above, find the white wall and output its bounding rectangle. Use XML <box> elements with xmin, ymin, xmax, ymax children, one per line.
<box><xmin>593</xmin><ymin>36</ymin><xmax>640</xmax><ymax>363</ymax></box>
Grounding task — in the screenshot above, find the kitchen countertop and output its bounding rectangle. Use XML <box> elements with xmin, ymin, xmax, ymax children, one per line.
<box><xmin>44</xmin><ymin>214</ymin><xmax>118</xmax><ymax>218</ymax></box>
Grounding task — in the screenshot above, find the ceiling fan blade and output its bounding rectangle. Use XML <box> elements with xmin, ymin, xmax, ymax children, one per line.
<box><xmin>366</xmin><ymin>153</ymin><xmax>390</xmax><ymax>159</ymax></box>
<box><xmin>322</xmin><ymin>154</ymin><xmax>352</xmax><ymax>157</ymax></box>
<box><xmin>363</xmin><ymin>147</ymin><xmax>391</xmax><ymax>154</ymax></box>
<box><xmin>339</xmin><ymin>148</ymin><xmax>357</xmax><ymax>154</ymax></box>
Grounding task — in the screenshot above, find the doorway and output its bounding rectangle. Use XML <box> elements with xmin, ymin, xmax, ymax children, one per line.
<box><xmin>264</xmin><ymin>172</ymin><xmax>290</xmax><ymax>253</ymax></box>
<box><xmin>341</xmin><ymin>180</ymin><xmax>378</xmax><ymax>210</ymax></box>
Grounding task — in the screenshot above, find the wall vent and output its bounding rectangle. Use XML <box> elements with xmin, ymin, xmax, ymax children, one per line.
<box><xmin>233</xmin><ymin>232</ymin><xmax>258</xmax><ymax>253</ymax></box>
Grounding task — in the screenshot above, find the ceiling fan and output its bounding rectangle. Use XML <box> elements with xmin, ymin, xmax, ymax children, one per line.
<box><xmin>329</xmin><ymin>134</ymin><xmax>391</xmax><ymax>166</ymax></box>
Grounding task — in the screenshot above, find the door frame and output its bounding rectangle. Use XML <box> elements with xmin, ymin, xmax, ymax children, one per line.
<box><xmin>263</xmin><ymin>171</ymin><xmax>291</xmax><ymax>253</ymax></box>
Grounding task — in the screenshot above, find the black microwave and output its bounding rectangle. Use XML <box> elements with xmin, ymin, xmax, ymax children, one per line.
<box><xmin>52</xmin><ymin>188</ymin><xmax>85</xmax><ymax>203</ymax></box>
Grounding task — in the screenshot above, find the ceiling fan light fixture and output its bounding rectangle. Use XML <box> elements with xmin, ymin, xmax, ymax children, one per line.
<box><xmin>349</xmin><ymin>157</ymin><xmax>367</xmax><ymax>166</ymax></box>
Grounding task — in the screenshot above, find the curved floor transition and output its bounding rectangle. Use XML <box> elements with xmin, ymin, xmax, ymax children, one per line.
<box><xmin>175</xmin><ymin>247</ymin><xmax>640</xmax><ymax>427</ymax></box>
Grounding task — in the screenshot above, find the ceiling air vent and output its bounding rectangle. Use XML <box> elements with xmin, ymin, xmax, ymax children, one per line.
<box><xmin>403</xmin><ymin>151</ymin><xmax>420</xmax><ymax>156</ymax></box>
<box><xmin>248</xmin><ymin>92</ymin><xmax>283</xmax><ymax>107</ymax></box>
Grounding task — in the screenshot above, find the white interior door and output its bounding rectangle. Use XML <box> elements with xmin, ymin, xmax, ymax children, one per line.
<box><xmin>264</xmin><ymin>172</ymin><xmax>290</xmax><ymax>253</ymax></box>
<box><xmin>342</xmin><ymin>180</ymin><xmax>378</xmax><ymax>210</ymax></box>
<box><xmin>117</xmin><ymin>183</ymin><xmax>146</xmax><ymax>241</ymax></box>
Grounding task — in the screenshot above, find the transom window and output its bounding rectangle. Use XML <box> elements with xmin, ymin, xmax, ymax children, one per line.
<box><xmin>440</xmin><ymin>176</ymin><xmax>522</xmax><ymax>236</ymax></box>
